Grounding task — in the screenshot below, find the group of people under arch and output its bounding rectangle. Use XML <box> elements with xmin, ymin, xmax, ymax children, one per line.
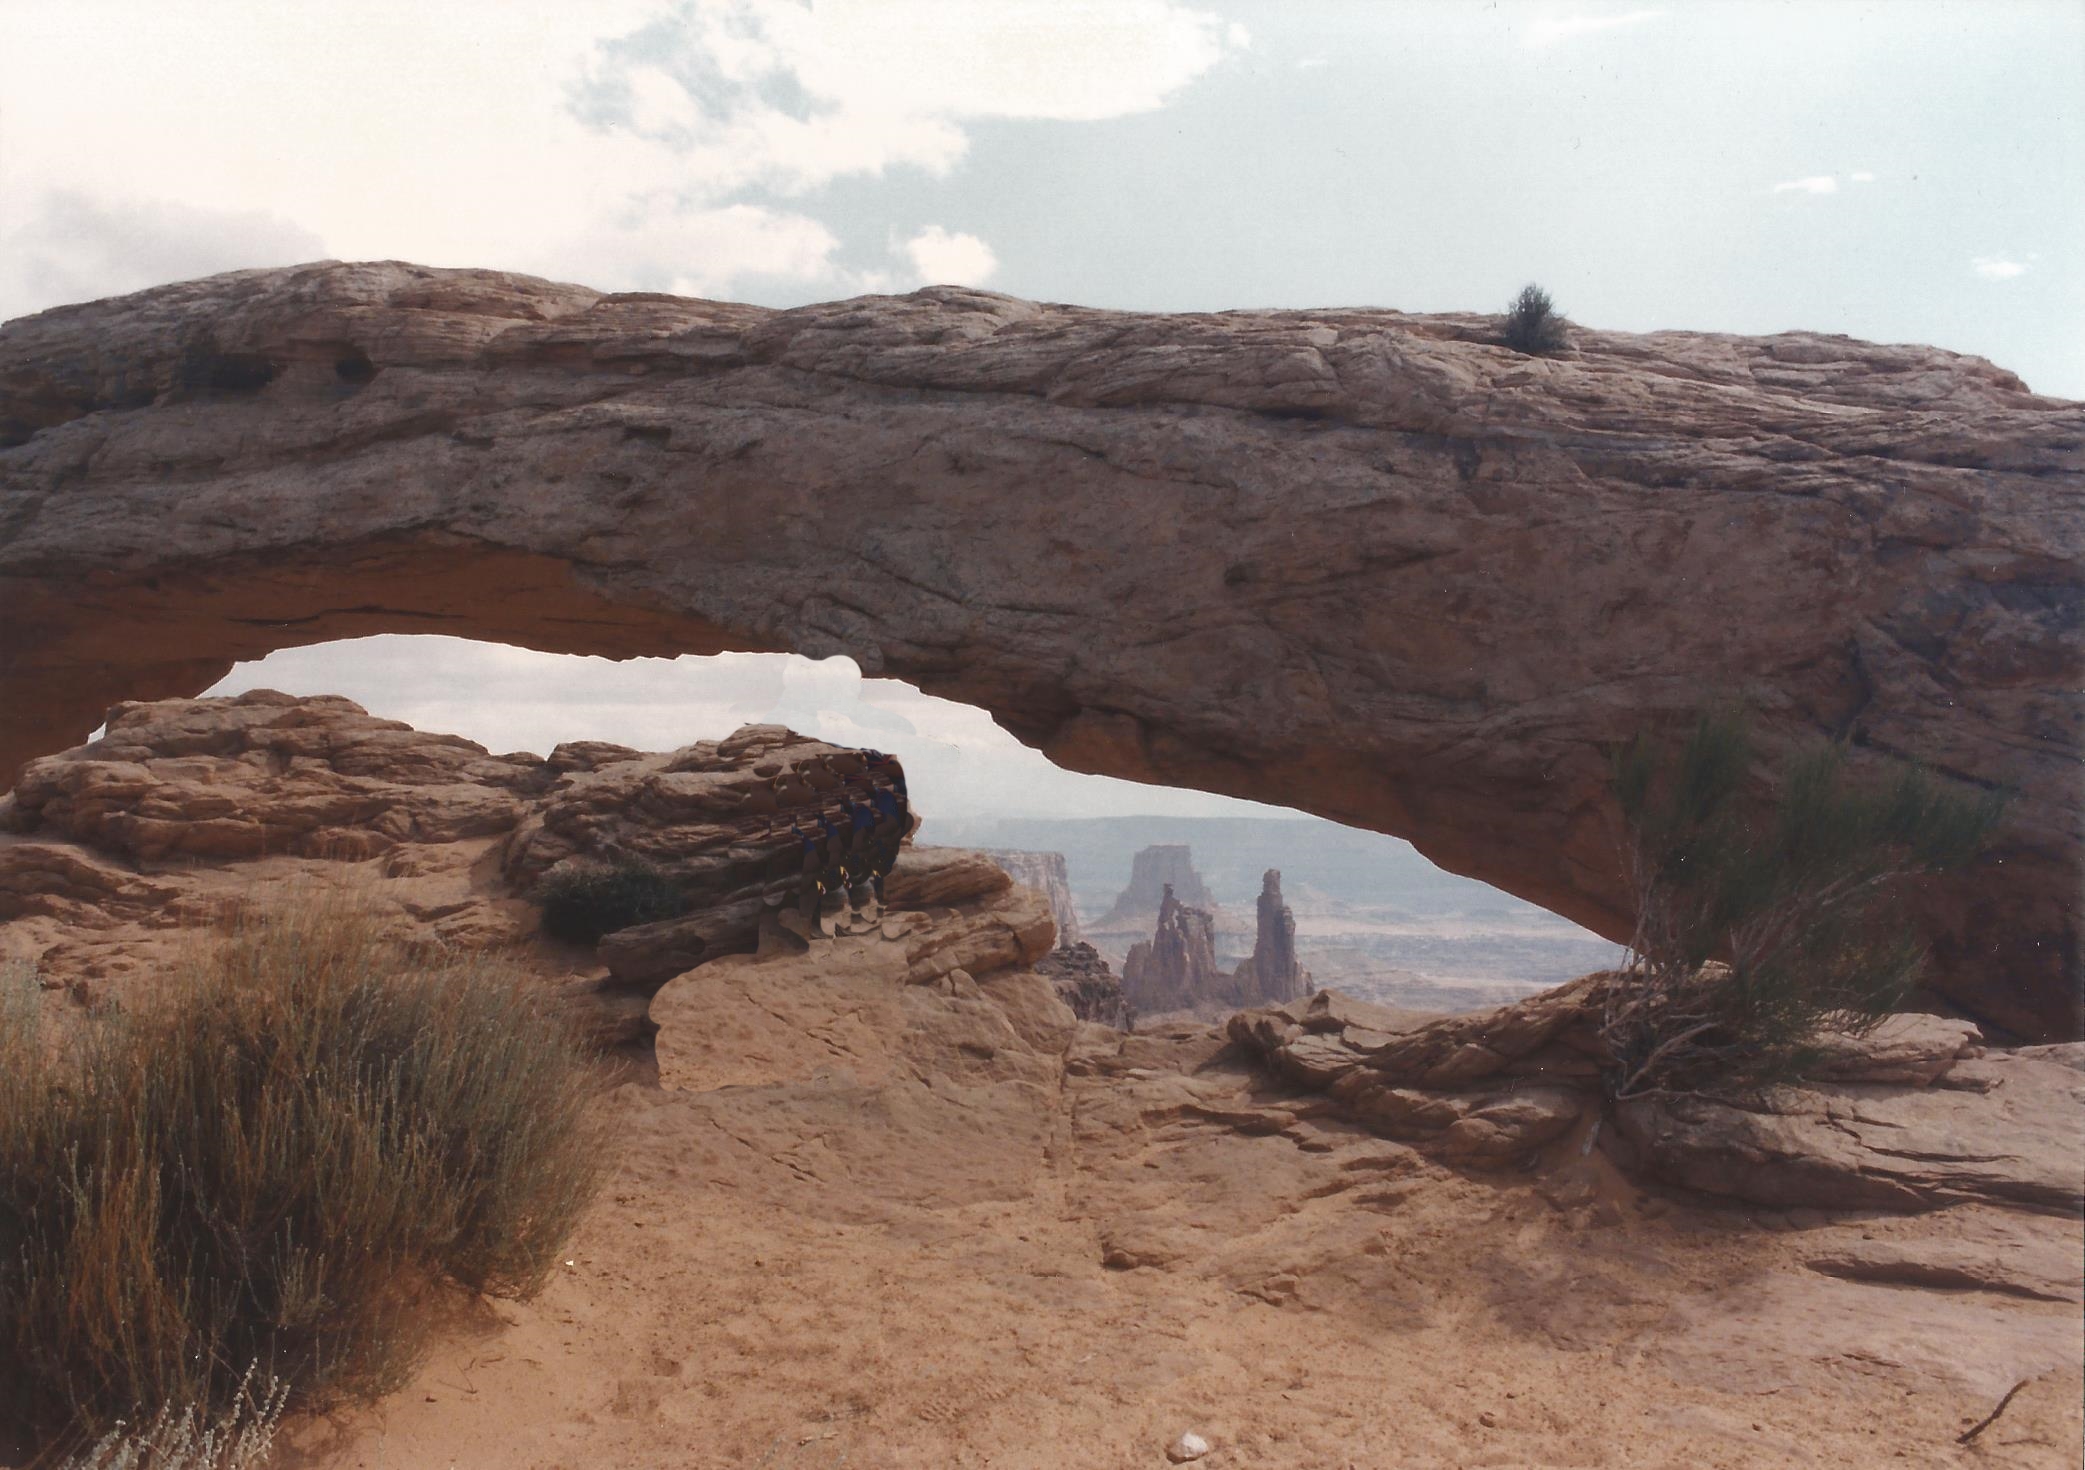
<box><xmin>755</xmin><ymin>750</ymin><xmax>911</xmax><ymax>936</ymax></box>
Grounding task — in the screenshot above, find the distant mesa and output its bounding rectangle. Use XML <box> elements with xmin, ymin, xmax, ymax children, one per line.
<box><xmin>1098</xmin><ymin>844</ymin><xmax>1214</xmax><ymax>926</ymax></box>
<box><xmin>1122</xmin><ymin>870</ymin><xmax>1308</xmax><ymax>1017</ymax></box>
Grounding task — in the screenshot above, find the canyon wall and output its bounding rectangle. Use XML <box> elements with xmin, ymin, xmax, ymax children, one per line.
<box><xmin>1</xmin><ymin>263</ymin><xmax>2077</xmax><ymax>1036</ymax></box>
<box><xmin>978</xmin><ymin>848</ymin><xmax>1084</xmax><ymax>946</ymax></box>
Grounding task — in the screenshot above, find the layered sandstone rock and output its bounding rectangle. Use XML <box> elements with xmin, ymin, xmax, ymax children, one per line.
<box><xmin>1120</xmin><ymin>884</ymin><xmax>1222</xmax><ymax>1015</ymax></box>
<box><xmin>1036</xmin><ymin>940</ymin><xmax>1135</xmax><ymax>1029</ymax></box>
<box><xmin>977</xmin><ymin>847</ymin><xmax>1083</xmax><ymax>946</ymax></box>
<box><xmin>0</xmin><ymin>692</ymin><xmax>914</xmax><ymax>1043</ymax></box>
<box><xmin>1098</xmin><ymin>846</ymin><xmax>1214</xmax><ymax>926</ymax></box>
<box><xmin>1122</xmin><ymin>872</ymin><xmax>1308</xmax><ymax>1017</ymax></box>
<box><xmin>1232</xmin><ymin>868</ymin><xmax>1306</xmax><ymax>1005</ymax></box>
<box><xmin>1229</xmin><ymin>980</ymin><xmax>2085</xmax><ymax>1214</ymax></box>
<box><xmin>1</xmin><ymin>263</ymin><xmax>2077</xmax><ymax>1036</ymax></box>
<box><xmin>0</xmin><ymin>696</ymin><xmax>2077</xmax><ymax>1465</ymax></box>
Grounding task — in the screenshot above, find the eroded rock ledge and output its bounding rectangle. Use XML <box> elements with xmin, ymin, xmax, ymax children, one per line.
<box><xmin>1</xmin><ymin>262</ymin><xmax>2077</xmax><ymax>1036</ymax></box>
<box><xmin>1228</xmin><ymin>984</ymin><xmax>2085</xmax><ymax>1217</ymax></box>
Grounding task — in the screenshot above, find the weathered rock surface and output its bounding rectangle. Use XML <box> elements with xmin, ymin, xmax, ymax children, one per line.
<box><xmin>627</xmin><ymin>922</ymin><xmax>2076</xmax><ymax>1468</ymax></box>
<box><xmin>976</xmin><ymin>847</ymin><xmax>1083</xmax><ymax>946</ymax></box>
<box><xmin>1610</xmin><ymin>1052</ymin><xmax>2085</xmax><ymax>1215</ymax></box>
<box><xmin>1</xmin><ymin>699</ymin><xmax>2078</xmax><ymax>1466</ymax></box>
<box><xmin>1231</xmin><ymin>980</ymin><xmax>2085</xmax><ymax>1213</ymax></box>
<box><xmin>0</xmin><ymin>692</ymin><xmax>913</xmax><ymax>1043</ymax></box>
<box><xmin>1</xmin><ymin>263</ymin><xmax>2078</xmax><ymax>1037</ymax></box>
<box><xmin>1122</xmin><ymin>871</ymin><xmax>1310</xmax><ymax>1017</ymax></box>
<box><xmin>1098</xmin><ymin>845</ymin><xmax>1214</xmax><ymax>926</ymax></box>
<box><xmin>1035</xmin><ymin>941</ymin><xmax>1135</xmax><ymax>1029</ymax></box>
<box><xmin>1121</xmin><ymin>883</ymin><xmax>1223</xmax><ymax>1015</ymax></box>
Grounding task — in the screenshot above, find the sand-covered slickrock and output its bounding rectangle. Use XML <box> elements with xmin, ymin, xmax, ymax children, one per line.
<box><xmin>978</xmin><ymin>847</ymin><xmax>1084</xmax><ymax>945</ymax></box>
<box><xmin>1</xmin><ymin>262</ymin><xmax>2079</xmax><ymax>1038</ymax></box>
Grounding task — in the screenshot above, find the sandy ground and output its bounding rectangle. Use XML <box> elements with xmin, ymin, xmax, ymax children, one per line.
<box><xmin>270</xmin><ymin>946</ymin><xmax>2082</xmax><ymax>1470</ymax></box>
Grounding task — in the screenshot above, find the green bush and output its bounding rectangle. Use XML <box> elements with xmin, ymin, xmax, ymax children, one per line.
<box><xmin>536</xmin><ymin>858</ymin><xmax>688</xmax><ymax>945</ymax></box>
<box><xmin>1501</xmin><ymin>283</ymin><xmax>1570</xmax><ymax>355</ymax></box>
<box><xmin>1602</xmin><ymin>711</ymin><xmax>2004</xmax><ymax>1098</ymax></box>
<box><xmin>0</xmin><ymin>901</ymin><xmax>608</xmax><ymax>1452</ymax></box>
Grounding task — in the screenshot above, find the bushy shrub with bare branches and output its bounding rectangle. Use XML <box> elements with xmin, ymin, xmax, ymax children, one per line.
<box><xmin>1501</xmin><ymin>283</ymin><xmax>1570</xmax><ymax>355</ymax></box>
<box><xmin>56</xmin><ymin>1366</ymin><xmax>286</xmax><ymax>1470</ymax></box>
<box><xmin>1602</xmin><ymin>712</ymin><xmax>2004</xmax><ymax>1098</ymax></box>
<box><xmin>0</xmin><ymin>902</ymin><xmax>608</xmax><ymax>1455</ymax></box>
<box><xmin>536</xmin><ymin>857</ymin><xmax>687</xmax><ymax>944</ymax></box>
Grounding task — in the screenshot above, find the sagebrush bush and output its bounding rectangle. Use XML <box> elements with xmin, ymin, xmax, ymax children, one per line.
<box><xmin>536</xmin><ymin>858</ymin><xmax>688</xmax><ymax>944</ymax></box>
<box><xmin>56</xmin><ymin>1366</ymin><xmax>286</xmax><ymax>1470</ymax></box>
<box><xmin>1501</xmin><ymin>283</ymin><xmax>1570</xmax><ymax>355</ymax></box>
<box><xmin>1602</xmin><ymin>711</ymin><xmax>2005</xmax><ymax>1098</ymax></box>
<box><xmin>0</xmin><ymin>901</ymin><xmax>609</xmax><ymax>1452</ymax></box>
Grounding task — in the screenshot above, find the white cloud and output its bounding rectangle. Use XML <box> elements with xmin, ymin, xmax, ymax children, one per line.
<box><xmin>555</xmin><ymin>203</ymin><xmax>845</xmax><ymax>298</ymax></box>
<box><xmin>1296</xmin><ymin>57</ymin><xmax>1330</xmax><ymax>70</ymax></box>
<box><xmin>0</xmin><ymin>1</ymin><xmax>1243</xmax><ymax>318</ymax></box>
<box><xmin>1772</xmin><ymin>175</ymin><xmax>1840</xmax><ymax>195</ymax></box>
<box><xmin>1524</xmin><ymin>8</ymin><xmax>1666</xmax><ymax>47</ymax></box>
<box><xmin>901</xmin><ymin>226</ymin><xmax>999</xmax><ymax>287</ymax></box>
<box><xmin>1850</xmin><ymin>170</ymin><xmax>1877</xmax><ymax>183</ymax></box>
<box><xmin>571</xmin><ymin>1</ymin><xmax>1248</xmax><ymax>193</ymax></box>
<box><xmin>1971</xmin><ymin>255</ymin><xmax>2029</xmax><ymax>280</ymax></box>
<box><xmin>0</xmin><ymin>191</ymin><xmax>326</xmax><ymax>323</ymax></box>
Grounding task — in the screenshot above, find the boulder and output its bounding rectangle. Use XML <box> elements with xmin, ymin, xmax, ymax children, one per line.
<box><xmin>0</xmin><ymin>693</ymin><xmax>918</xmax><ymax>1047</ymax></box>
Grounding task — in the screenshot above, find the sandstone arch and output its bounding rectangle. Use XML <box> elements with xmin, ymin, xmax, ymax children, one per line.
<box><xmin>1</xmin><ymin>262</ymin><xmax>2078</xmax><ymax>1037</ymax></box>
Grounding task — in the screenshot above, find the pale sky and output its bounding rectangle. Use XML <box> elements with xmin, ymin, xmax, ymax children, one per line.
<box><xmin>5</xmin><ymin>1</ymin><xmax>2079</xmax><ymax>819</ymax></box>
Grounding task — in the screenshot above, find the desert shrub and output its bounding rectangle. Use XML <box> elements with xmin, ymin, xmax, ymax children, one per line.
<box><xmin>0</xmin><ymin>900</ymin><xmax>609</xmax><ymax>1452</ymax></box>
<box><xmin>536</xmin><ymin>858</ymin><xmax>688</xmax><ymax>944</ymax></box>
<box><xmin>1501</xmin><ymin>283</ymin><xmax>1570</xmax><ymax>355</ymax></box>
<box><xmin>56</xmin><ymin>1366</ymin><xmax>287</xmax><ymax>1470</ymax></box>
<box><xmin>1602</xmin><ymin>711</ymin><xmax>2004</xmax><ymax>1098</ymax></box>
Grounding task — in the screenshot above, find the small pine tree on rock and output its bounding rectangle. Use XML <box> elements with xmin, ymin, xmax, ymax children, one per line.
<box><xmin>1502</xmin><ymin>283</ymin><xmax>1570</xmax><ymax>355</ymax></box>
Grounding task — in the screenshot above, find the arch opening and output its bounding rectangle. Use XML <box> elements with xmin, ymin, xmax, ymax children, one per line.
<box><xmin>191</xmin><ymin>635</ymin><xmax>1623</xmax><ymax>1015</ymax></box>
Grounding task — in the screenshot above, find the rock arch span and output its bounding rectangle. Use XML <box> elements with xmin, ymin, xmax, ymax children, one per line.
<box><xmin>1</xmin><ymin>263</ymin><xmax>2078</xmax><ymax>1038</ymax></box>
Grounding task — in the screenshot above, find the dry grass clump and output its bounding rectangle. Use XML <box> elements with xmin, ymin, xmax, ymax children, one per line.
<box><xmin>55</xmin><ymin>1366</ymin><xmax>287</xmax><ymax>1470</ymax></box>
<box><xmin>0</xmin><ymin>901</ymin><xmax>609</xmax><ymax>1455</ymax></box>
